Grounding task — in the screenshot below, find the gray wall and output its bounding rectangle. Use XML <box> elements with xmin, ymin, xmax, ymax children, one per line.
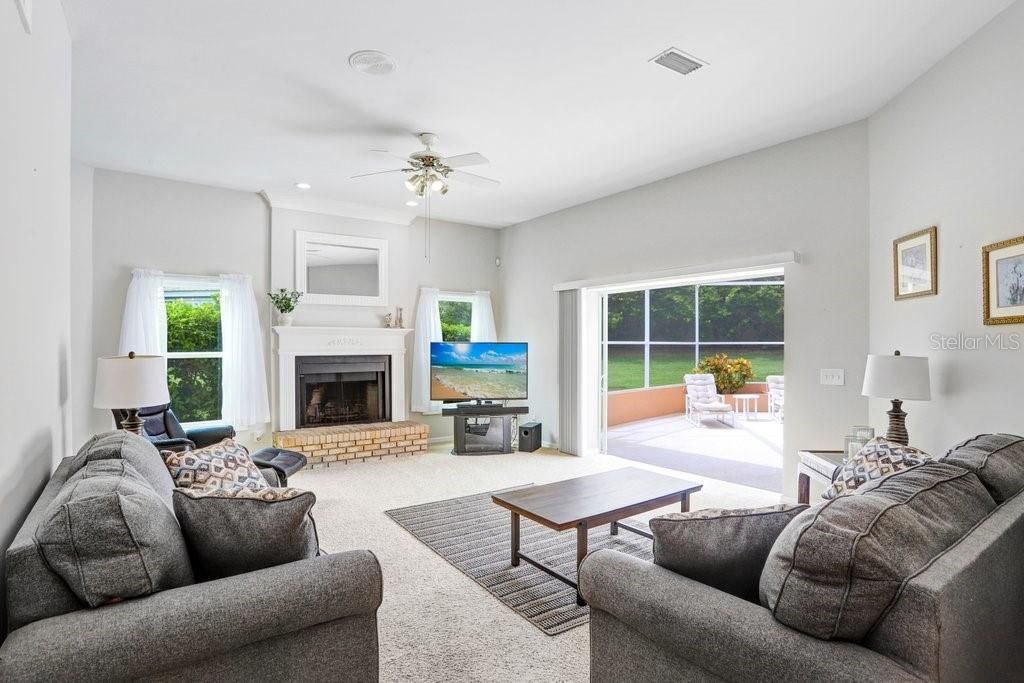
<box><xmin>70</xmin><ymin>162</ymin><xmax>95</xmax><ymax>448</ymax></box>
<box><xmin>270</xmin><ymin>209</ymin><xmax>501</xmax><ymax>438</ymax></box>
<box><xmin>0</xmin><ymin>0</ymin><xmax>71</xmax><ymax>636</ymax></box>
<box><xmin>868</xmin><ymin>1</ymin><xmax>1024</xmax><ymax>454</ymax></box>
<box><xmin>498</xmin><ymin>123</ymin><xmax>871</xmax><ymax>499</ymax></box>
<box><xmin>88</xmin><ymin>170</ymin><xmax>272</xmax><ymax>442</ymax></box>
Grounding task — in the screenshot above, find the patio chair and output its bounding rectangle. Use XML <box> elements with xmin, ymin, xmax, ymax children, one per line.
<box><xmin>766</xmin><ymin>375</ymin><xmax>785</xmax><ymax>422</ymax></box>
<box><xmin>683</xmin><ymin>374</ymin><xmax>735</xmax><ymax>427</ymax></box>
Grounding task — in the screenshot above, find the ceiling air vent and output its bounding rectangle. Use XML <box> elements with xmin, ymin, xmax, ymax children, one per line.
<box><xmin>650</xmin><ymin>48</ymin><xmax>707</xmax><ymax>76</ymax></box>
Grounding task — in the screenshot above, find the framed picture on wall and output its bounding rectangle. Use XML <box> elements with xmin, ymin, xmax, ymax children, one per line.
<box><xmin>983</xmin><ymin>235</ymin><xmax>1024</xmax><ymax>325</ymax></box>
<box><xmin>893</xmin><ymin>226</ymin><xmax>937</xmax><ymax>300</ymax></box>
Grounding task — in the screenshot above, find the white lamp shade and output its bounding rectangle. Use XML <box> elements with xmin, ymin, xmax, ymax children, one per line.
<box><xmin>862</xmin><ymin>354</ymin><xmax>931</xmax><ymax>401</ymax></box>
<box><xmin>93</xmin><ymin>355</ymin><xmax>170</xmax><ymax>409</ymax></box>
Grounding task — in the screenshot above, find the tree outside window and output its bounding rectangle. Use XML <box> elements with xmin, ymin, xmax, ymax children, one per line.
<box><xmin>439</xmin><ymin>299</ymin><xmax>472</xmax><ymax>342</ymax></box>
<box><xmin>165</xmin><ymin>287</ymin><xmax>222</xmax><ymax>422</ymax></box>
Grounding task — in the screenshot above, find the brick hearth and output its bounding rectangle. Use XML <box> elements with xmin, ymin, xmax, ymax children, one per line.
<box><xmin>272</xmin><ymin>421</ymin><xmax>430</xmax><ymax>469</ymax></box>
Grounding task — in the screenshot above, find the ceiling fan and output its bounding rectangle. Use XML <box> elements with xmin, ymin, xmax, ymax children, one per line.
<box><xmin>351</xmin><ymin>132</ymin><xmax>500</xmax><ymax>198</ymax></box>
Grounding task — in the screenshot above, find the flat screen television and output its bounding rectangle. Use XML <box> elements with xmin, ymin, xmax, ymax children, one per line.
<box><xmin>430</xmin><ymin>342</ymin><xmax>528</xmax><ymax>401</ymax></box>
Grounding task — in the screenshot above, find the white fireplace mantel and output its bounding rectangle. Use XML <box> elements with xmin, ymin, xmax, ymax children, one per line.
<box><xmin>272</xmin><ymin>326</ymin><xmax>414</xmax><ymax>431</ymax></box>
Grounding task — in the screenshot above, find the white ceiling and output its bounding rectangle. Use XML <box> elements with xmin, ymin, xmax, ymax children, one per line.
<box><xmin>66</xmin><ymin>0</ymin><xmax>1014</xmax><ymax>228</ymax></box>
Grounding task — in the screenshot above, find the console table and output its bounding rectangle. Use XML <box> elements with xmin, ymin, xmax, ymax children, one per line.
<box><xmin>797</xmin><ymin>449</ymin><xmax>844</xmax><ymax>504</ymax></box>
<box><xmin>442</xmin><ymin>404</ymin><xmax>529</xmax><ymax>455</ymax></box>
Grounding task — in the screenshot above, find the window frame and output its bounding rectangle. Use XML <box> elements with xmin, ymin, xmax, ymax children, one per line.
<box><xmin>606</xmin><ymin>279</ymin><xmax>784</xmax><ymax>392</ymax></box>
<box><xmin>163</xmin><ymin>275</ymin><xmax>225</xmax><ymax>427</ymax></box>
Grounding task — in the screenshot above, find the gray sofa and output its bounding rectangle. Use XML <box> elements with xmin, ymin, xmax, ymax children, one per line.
<box><xmin>580</xmin><ymin>435</ymin><xmax>1024</xmax><ymax>682</ymax></box>
<box><xmin>1</xmin><ymin>434</ymin><xmax>382</xmax><ymax>682</ymax></box>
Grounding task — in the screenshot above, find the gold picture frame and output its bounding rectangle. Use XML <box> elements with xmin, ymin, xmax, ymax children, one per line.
<box><xmin>983</xmin><ymin>234</ymin><xmax>1024</xmax><ymax>325</ymax></box>
<box><xmin>893</xmin><ymin>226</ymin><xmax>937</xmax><ymax>300</ymax></box>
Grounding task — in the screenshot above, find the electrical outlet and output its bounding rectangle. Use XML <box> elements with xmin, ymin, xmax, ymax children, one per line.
<box><xmin>820</xmin><ymin>368</ymin><xmax>846</xmax><ymax>386</ymax></box>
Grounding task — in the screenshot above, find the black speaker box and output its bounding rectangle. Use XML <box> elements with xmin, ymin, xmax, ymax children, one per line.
<box><xmin>519</xmin><ymin>422</ymin><xmax>542</xmax><ymax>452</ymax></box>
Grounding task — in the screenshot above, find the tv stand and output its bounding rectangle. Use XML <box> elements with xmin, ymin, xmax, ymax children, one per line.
<box><xmin>442</xmin><ymin>404</ymin><xmax>529</xmax><ymax>455</ymax></box>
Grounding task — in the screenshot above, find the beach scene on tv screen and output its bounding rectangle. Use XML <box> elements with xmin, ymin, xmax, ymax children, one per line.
<box><xmin>431</xmin><ymin>343</ymin><xmax>527</xmax><ymax>400</ymax></box>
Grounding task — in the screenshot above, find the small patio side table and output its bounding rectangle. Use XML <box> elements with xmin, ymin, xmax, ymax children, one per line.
<box><xmin>797</xmin><ymin>449</ymin><xmax>845</xmax><ymax>504</ymax></box>
<box><xmin>732</xmin><ymin>393</ymin><xmax>760</xmax><ymax>420</ymax></box>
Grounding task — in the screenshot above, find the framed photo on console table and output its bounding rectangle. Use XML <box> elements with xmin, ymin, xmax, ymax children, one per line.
<box><xmin>983</xmin><ymin>234</ymin><xmax>1024</xmax><ymax>325</ymax></box>
<box><xmin>893</xmin><ymin>226</ymin><xmax>937</xmax><ymax>300</ymax></box>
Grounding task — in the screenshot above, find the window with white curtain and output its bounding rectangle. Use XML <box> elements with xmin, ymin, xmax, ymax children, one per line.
<box><xmin>163</xmin><ymin>276</ymin><xmax>223</xmax><ymax>424</ymax></box>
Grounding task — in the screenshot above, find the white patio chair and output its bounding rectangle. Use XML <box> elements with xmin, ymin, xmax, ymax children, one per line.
<box><xmin>683</xmin><ymin>374</ymin><xmax>735</xmax><ymax>427</ymax></box>
<box><xmin>766</xmin><ymin>375</ymin><xmax>785</xmax><ymax>422</ymax></box>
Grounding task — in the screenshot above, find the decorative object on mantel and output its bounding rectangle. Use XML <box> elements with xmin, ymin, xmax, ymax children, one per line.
<box><xmin>383</xmin><ymin>307</ymin><xmax>405</xmax><ymax>329</ymax></box>
<box><xmin>893</xmin><ymin>226</ymin><xmax>938</xmax><ymax>300</ymax></box>
<box><xmin>93</xmin><ymin>352</ymin><xmax>171</xmax><ymax>436</ymax></box>
<box><xmin>862</xmin><ymin>350</ymin><xmax>931</xmax><ymax>445</ymax></box>
<box><xmin>982</xmin><ymin>234</ymin><xmax>1024</xmax><ymax>325</ymax></box>
<box><xmin>268</xmin><ymin>288</ymin><xmax>302</xmax><ymax>326</ymax></box>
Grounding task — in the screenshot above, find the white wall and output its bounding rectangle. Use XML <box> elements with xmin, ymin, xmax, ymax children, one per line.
<box><xmin>0</xmin><ymin>0</ymin><xmax>71</xmax><ymax>635</ymax></box>
<box><xmin>499</xmin><ymin>123</ymin><xmax>871</xmax><ymax>498</ymax></box>
<box><xmin>868</xmin><ymin>1</ymin><xmax>1024</xmax><ymax>454</ymax></box>
<box><xmin>270</xmin><ymin>209</ymin><xmax>500</xmax><ymax>438</ymax></box>
<box><xmin>70</xmin><ymin>162</ymin><xmax>95</xmax><ymax>448</ymax></box>
<box><xmin>89</xmin><ymin>170</ymin><xmax>271</xmax><ymax>443</ymax></box>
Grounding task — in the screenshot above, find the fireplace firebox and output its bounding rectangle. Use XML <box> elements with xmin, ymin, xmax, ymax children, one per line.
<box><xmin>294</xmin><ymin>355</ymin><xmax>391</xmax><ymax>428</ymax></box>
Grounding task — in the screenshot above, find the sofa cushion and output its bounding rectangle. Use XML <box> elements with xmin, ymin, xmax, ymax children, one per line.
<box><xmin>824</xmin><ymin>438</ymin><xmax>933</xmax><ymax>499</ymax></box>
<box><xmin>650</xmin><ymin>504</ymin><xmax>807</xmax><ymax>602</ymax></box>
<box><xmin>68</xmin><ymin>430</ymin><xmax>176</xmax><ymax>510</ymax></box>
<box><xmin>161</xmin><ymin>438</ymin><xmax>269</xmax><ymax>492</ymax></box>
<box><xmin>34</xmin><ymin>460</ymin><xmax>194</xmax><ymax>607</ymax></box>
<box><xmin>173</xmin><ymin>487</ymin><xmax>319</xmax><ymax>579</ymax></box>
<box><xmin>760</xmin><ymin>462</ymin><xmax>996</xmax><ymax>640</ymax></box>
<box><xmin>942</xmin><ymin>433</ymin><xmax>1024</xmax><ymax>503</ymax></box>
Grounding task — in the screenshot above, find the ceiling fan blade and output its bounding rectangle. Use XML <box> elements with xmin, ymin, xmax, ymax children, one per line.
<box><xmin>350</xmin><ymin>169</ymin><xmax>405</xmax><ymax>179</ymax></box>
<box><xmin>443</xmin><ymin>152</ymin><xmax>489</xmax><ymax>168</ymax></box>
<box><xmin>449</xmin><ymin>169</ymin><xmax>500</xmax><ymax>188</ymax></box>
<box><xmin>371</xmin><ymin>149</ymin><xmax>413</xmax><ymax>164</ymax></box>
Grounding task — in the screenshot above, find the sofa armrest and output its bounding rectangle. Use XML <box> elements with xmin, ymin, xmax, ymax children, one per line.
<box><xmin>186</xmin><ymin>423</ymin><xmax>236</xmax><ymax>448</ymax></box>
<box><xmin>151</xmin><ymin>437</ymin><xmax>196</xmax><ymax>452</ymax></box>
<box><xmin>579</xmin><ymin>550</ymin><xmax>921</xmax><ymax>682</ymax></box>
<box><xmin>0</xmin><ymin>549</ymin><xmax>382</xmax><ymax>682</ymax></box>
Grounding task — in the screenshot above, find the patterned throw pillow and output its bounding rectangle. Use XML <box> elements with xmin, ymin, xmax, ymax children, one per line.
<box><xmin>161</xmin><ymin>439</ymin><xmax>268</xmax><ymax>492</ymax></box>
<box><xmin>823</xmin><ymin>437</ymin><xmax>932</xmax><ymax>499</ymax></box>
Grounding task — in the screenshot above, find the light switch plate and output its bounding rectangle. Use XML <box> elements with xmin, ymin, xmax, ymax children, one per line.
<box><xmin>820</xmin><ymin>368</ymin><xmax>846</xmax><ymax>386</ymax></box>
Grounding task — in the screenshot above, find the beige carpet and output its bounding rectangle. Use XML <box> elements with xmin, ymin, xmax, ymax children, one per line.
<box><xmin>291</xmin><ymin>443</ymin><xmax>781</xmax><ymax>682</ymax></box>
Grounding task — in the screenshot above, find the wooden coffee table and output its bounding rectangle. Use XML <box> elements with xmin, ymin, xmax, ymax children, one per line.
<box><xmin>491</xmin><ymin>467</ymin><xmax>702</xmax><ymax>605</ymax></box>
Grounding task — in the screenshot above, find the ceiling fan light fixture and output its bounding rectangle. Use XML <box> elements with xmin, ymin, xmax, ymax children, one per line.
<box><xmin>429</xmin><ymin>177</ymin><xmax>444</xmax><ymax>192</ymax></box>
<box><xmin>404</xmin><ymin>177</ymin><xmax>417</xmax><ymax>192</ymax></box>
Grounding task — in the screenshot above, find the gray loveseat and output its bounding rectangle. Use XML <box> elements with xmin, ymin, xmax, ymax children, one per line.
<box><xmin>580</xmin><ymin>434</ymin><xmax>1024</xmax><ymax>682</ymax></box>
<box><xmin>1</xmin><ymin>433</ymin><xmax>382</xmax><ymax>682</ymax></box>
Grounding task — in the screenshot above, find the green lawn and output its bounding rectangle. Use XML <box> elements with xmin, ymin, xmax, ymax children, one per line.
<box><xmin>608</xmin><ymin>346</ymin><xmax>783</xmax><ymax>392</ymax></box>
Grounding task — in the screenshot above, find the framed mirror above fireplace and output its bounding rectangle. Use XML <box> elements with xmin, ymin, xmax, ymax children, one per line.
<box><xmin>295</xmin><ymin>231</ymin><xmax>389</xmax><ymax>307</ymax></box>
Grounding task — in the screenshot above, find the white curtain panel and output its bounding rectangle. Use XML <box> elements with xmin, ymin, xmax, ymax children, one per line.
<box><xmin>219</xmin><ymin>274</ymin><xmax>271</xmax><ymax>429</ymax></box>
<box><xmin>118</xmin><ymin>269</ymin><xmax>167</xmax><ymax>357</ymax></box>
<box><xmin>411</xmin><ymin>287</ymin><xmax>443</xmax><ymax>414</ymax></box>
<box><xmin>470</xmin><ymin>290</ymin><xmax>497</xmax><ymax>342</ymax></box>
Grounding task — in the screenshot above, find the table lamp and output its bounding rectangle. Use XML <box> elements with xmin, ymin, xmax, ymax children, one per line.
<box><xmin>861</xmin><ymin>350</ymin><xmax>931</xmax><ymax>445</ymax></box>
<box><xmin>93</xmin><ymin>352</ymin><xmax>170</xmax><ymax>436</ymax></box>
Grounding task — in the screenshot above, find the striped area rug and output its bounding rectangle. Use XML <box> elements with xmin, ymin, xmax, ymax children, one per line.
<box><xmin>385</xmin><ymin>487</ymin><xmax>653</xmax><ymax>635</ymax></box>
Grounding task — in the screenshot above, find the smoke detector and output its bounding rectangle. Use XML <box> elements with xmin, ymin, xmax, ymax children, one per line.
<box><xmin>348</xmin><ymin>50</ymin><xmax>396</xmax><ymax>76</ymax></box>
<box><xmin>650</xmin><ymin>48</ymin><xmax>707</xmax><ymax>76</ymax></box>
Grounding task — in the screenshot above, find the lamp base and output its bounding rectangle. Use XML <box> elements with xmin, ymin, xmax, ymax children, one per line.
<box><xmin>885</xmin><ymin>399</ymin><xmax>909</xmax><ymax>445</ymax></box>
<box><xmin>120</xmin><ymin>408</ymin><xmax>146</xmax><ymax>437</ymax></box>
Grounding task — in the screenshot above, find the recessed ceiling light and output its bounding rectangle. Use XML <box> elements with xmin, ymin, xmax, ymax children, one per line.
<box><xmin>295</xmin><ymin>182</ymin><xmax>311</xmax><ymax>190</ymax></box>
<box><xmin>405</xmin><ymin>200</ymin><xmax>419</xmax><ymax>207</ymax></box>
<box><xmin>348</xmin><ymin>50</ymin><xmax>396</xmax><ymax>76</ymax></box>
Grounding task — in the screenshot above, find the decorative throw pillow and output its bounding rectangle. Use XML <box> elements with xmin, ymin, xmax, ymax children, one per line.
<box><xmin>942</xmin><ymin>433</ymin><xmax>1024</xmax><ymax>503</ymax></box>
<box><xmin>650</xmin><ymin>504</ymin><xmax>808</xmax><ymax>602</ymax></box>
<box><xmin>161</xmin><ymin>438</ymin><xmax>268</xmax><ymax>492</ymax></box>
<box><xmin>760</xmin><ymin>462</ymin><xmax>996</xmax><ymax>640</ymax></box>
<box><xmin>823</xmin><ymin>437</ymin><xmax>932</xmax><ymax>499</ymax></box>
<box><xmin>172</xmin><ymin>487</ymin><xmax>319</xmax><ymax>580</ymax></box>
<box><xmin>34</xmin><ymin>459</ymin><xmax>194</xmax><ymax>607</ymax></box>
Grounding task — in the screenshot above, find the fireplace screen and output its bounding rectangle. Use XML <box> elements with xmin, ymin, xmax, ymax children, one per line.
<box><xmin>295</xmin><ymin>356</ymin><xmax>391</xmax><ymax>428</ymax></box>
